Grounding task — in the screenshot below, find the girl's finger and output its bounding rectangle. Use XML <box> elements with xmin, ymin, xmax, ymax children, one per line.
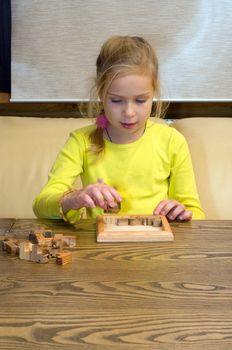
<box><xmin>100</xmin><ymin>189</ymin><xmax>118</xmax><ymax>207</ymax></box>
<box><xmin>107</xmin><ymin>187</ymin><xmax>122</xmax><ymax>203</ymax></box>
<box><xmin>89</xmin><ymin>189</ymin><xmax>105</xmax><ymax>207</ymax></box>
<box><xmin>156</xmin><ymin>200</ymin><xmax>179</xmax><ymax>216</ymax></box>
<box><xmin>166</xmin><ymin>204</ymin><xmax>185</xmax><ymax>221</ymax></box>
<box><xmin>177</xmin><ymin>210</ymin><xmax>192</xmax><ymax>221</ymax></box>
<box><xmin>80</xmin><ymin>193</ymin><xmax>96</xmax><ymax>208</ymax></box>
<box><xmin>153</xmin><ymin>200</ymin><xmax>170</xmax><ymax>215</ymax></box>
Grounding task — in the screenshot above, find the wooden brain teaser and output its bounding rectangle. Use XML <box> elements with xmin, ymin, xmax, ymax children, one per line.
<box><xmin>0</xmin><ymin>229</ymin><xmax>76</xmax><ymax>265</ymax></box>
<box><xmin>96</xmin><ymin>215</ymin><xmax>173</xmax><ymax>242</ymax></box>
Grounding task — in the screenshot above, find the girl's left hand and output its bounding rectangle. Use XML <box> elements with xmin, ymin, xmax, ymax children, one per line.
<box><xmin>153</xmin><ymin>200</ymin><xmax>192</xmax><ymax>221</ymax></box>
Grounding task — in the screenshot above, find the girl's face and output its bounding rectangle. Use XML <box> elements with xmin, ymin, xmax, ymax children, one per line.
<box><xmin>103</xmin><ymin>74</ymin><xmax>154</xmax><ymax>144</ymax></box>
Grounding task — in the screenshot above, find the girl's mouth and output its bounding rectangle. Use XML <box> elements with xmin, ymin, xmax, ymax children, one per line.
<box><xmin>121</xmin><ymin>122</ymin><xmax>137</xmax><ymax>129</ymax></box>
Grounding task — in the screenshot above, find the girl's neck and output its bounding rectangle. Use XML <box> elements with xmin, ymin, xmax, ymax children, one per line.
<box><xmin>105</xmin><ymin>128</ymin><xmax>113</xmax><ymax>142</ymax></box>
<box><xmin>105</xmin><ymin>124</ymin><xmax>146</xmax><ymax>144</ymax></box>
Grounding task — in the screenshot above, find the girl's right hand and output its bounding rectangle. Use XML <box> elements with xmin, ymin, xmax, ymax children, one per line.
<box><xmin>153</xmin><ymin>199</ymin><xmax>192</xmax><ymax>221</ymax></box>
<box><xmin>61</xmin><ymin>180</ymin><xmax>122</xmax><ymax>214</ymax></box>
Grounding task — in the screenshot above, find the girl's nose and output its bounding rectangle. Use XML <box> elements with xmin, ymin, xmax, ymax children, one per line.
<box><xmin>124</xmin><ymin>102</ymin><xmax>136</xmax><ymax>117</ymax></box>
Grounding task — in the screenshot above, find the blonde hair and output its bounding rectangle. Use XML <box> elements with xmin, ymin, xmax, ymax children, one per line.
<box><xmin>88</xmin><ymin>35</ymin><xmax>164</xmax><ymax>157</ymax></box>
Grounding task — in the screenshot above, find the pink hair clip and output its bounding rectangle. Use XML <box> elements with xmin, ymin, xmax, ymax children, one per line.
<box><xmin>96</xmin><ymin>114</ymin><xmax>109</xmax><ymax>129</ymax></box>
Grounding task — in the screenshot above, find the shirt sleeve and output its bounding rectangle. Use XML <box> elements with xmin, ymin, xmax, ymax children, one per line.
<box><xmin>33</xmin><ymin>131</ymin><xmax>86</xmax><ymax>222</ymax></box>
<box><xmin>168</xmin><ymin>128</ymin><xmax>205</xmax><ymax>219</ymax></box>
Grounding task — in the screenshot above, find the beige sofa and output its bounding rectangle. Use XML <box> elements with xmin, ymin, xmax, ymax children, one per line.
<box><xmin>1</xmin><ymin>116</ymin><xmax>232</xmax><ymax>219</ymax></box>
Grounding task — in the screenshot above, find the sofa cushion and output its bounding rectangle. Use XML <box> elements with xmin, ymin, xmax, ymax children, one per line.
<box><xmin>172</xmin><ymin>117</ymin><xmax>232</xmax><ymax>219</ymax></box>
<box><xmin>0</xmin><ymin>117</ymin><xmax>93</xmax><ymax>218</ymax></box>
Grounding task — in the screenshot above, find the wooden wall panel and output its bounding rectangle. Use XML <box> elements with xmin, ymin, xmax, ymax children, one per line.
<box><xmin>0</xmin><ymin>102</ymin><xmax>231</xmax><ymax>118</ymax></box>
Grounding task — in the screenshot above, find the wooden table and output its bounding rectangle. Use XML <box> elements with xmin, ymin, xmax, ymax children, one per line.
<box><xmin>0</xmin><ymin>219</ymin><xmax>232</xmax><ymax>350</ymax></box>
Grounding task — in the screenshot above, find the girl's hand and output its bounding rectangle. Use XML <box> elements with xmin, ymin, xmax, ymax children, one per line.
<box><xmin>153</xmin><ymin>200</ymin><xmax>192</xmax><ymax>221</ymax></box>
<box><xmin>61</xmin><ymin>180</ymin><xmax>122</xmax><ymax>213</ymax></box>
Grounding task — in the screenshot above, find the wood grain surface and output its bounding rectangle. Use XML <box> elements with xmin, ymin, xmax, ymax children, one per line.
<box><xmin>0</xmin><ymin>219</ymin><xmax>232</xmax><ymax>349</ymax></box>
<box><xmin>0</xmin><ymin>219</ymin><xmax>16</xmax><ymax>235</ymax></box>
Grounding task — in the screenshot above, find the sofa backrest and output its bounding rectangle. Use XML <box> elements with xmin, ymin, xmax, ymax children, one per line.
<box><xmin>1</xmin><ymin>116</ymin><xmax>231</xmax><ymax>219</ymax></box>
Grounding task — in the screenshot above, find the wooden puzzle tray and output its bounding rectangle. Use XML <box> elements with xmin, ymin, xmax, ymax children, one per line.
<box><xmin>96</xmin><ymin>214</ymin><xmax>173</xmax><ymax>242</ymax></box>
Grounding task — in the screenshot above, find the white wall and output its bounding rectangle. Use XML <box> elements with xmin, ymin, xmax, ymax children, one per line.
<box><xmin>11</xmin><ymin>0</ymin><xmax>232</xmax><ymax>102</ymax></box>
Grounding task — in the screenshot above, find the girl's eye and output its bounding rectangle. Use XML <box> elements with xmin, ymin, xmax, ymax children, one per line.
<box><xmin>136</xmin><ymin>99</ymin><xmax>146</xmax><ymax>104</ymax></box>
<box><xmin>111</xmin><ymin>99</ymin><xmax>122</xmax><ymax>103</ymax></box>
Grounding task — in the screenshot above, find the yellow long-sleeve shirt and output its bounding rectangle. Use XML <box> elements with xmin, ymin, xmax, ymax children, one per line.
<box><xmin>33</xmin><ymin>120</ymin><xmax>205</xmax><ymax>221</ymax></box>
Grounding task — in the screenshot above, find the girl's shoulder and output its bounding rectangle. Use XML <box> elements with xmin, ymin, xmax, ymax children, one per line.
<box><xmin>62</xmin><ymin>124</ymin><xmax>97</xmax><ymax>151</ymax></box>
<box><xmin>147</xmin><ymin>119</ymin><xmax>186</xmax><ymax>144</ymax></box>
<box><xmin>71</xmin><ymin>123</ymin><xmax>96</xmax><ymax>139</ymax></box>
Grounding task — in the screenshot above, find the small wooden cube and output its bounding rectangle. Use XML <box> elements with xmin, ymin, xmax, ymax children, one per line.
<box><xmin>104</xmin><ymin>201</ymin><xmax>121</xmax><ymax>213</ymax></box>
<box><xmin>146</xmin><ymin>218</ymin><xmax>154</xmax><ymax>226</ymax></box>
<box><xmin>117</xmin><ymin>218</ymin><xmax>129</xmax><ymax>226</ymax></box>
<box><xmin>152</xmin><ymin>218</ymin><xmax>162</xmax><ymax>227</ymax></box>
<box><xmin>56</xmin><ymin>251</ymin><xmax>72</xmax><ymax>265</ymax></box>
<box><xmin>5</xmin><ymin>241</ymin><xmax>19</xmax><ymax>256</ymax></box>
<box><xmin>129</xmin><ymin>218</ymin><xmax>143</xmax><ymax>226</ymax></box>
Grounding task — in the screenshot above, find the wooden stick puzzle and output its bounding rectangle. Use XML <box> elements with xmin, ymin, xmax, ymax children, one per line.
<box><xmin>96</xmin><ymin>214</ymin><xmax>173</xmax><ymax>242</ymax></box>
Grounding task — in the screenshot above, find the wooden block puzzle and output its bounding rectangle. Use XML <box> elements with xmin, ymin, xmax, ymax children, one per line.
<box><xmin>0</xmin><ymin>230</ymin><xmax>76</xmax><ymax>264</ymax></box>
<box><xmin>96</xmin><ymin>214</ymin><xmax>173</xmax><ymax>242</ymax></box>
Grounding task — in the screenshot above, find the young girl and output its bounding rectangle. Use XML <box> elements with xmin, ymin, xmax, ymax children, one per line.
<box><xmin>33</xmin><ymin>35</ymin><xmax>205</xmax><ymax>222</ymax></box>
